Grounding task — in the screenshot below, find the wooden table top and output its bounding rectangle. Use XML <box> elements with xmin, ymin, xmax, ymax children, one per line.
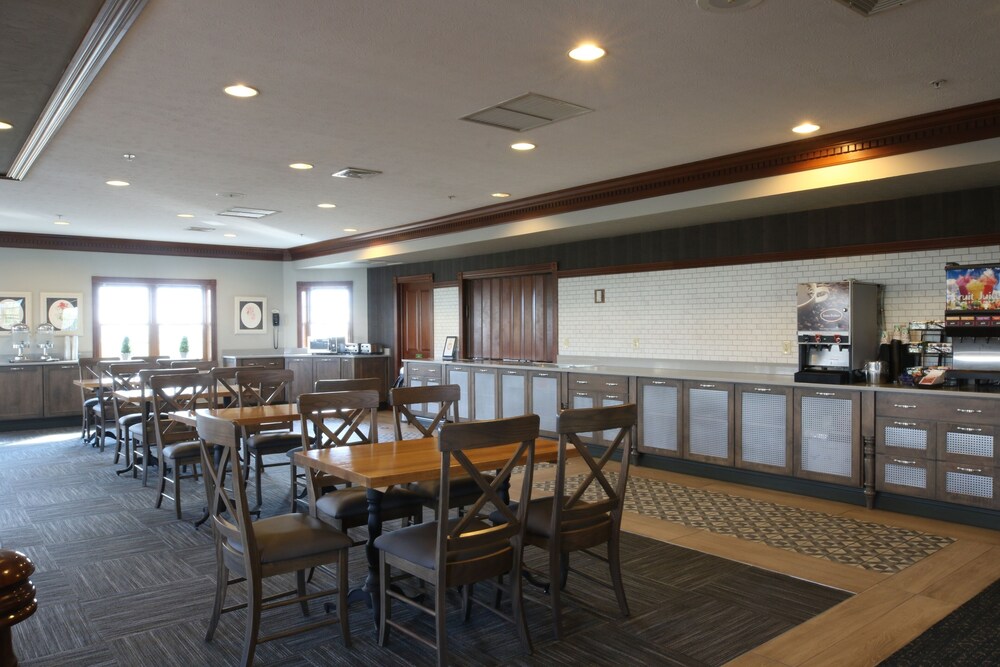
<box><xmin>294</xmin><ymin>436</ymin><xmax>561</xmax><ymax>489</ymax></box>
<box><xmin>73</xmin><ymin>378</ymin><xmax>111</xmax><ymax>390</ymax></box>
<box><xmin>168</xmin><ymin>404</ymin><xmax>299</xmax><ymax>427</ymax></box>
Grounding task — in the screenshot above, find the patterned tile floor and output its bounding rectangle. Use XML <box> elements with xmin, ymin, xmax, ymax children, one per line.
<box><xmin>535</xmin><ymin>471</ymin><xmax>954</xmax><ymax>574</ymax></box>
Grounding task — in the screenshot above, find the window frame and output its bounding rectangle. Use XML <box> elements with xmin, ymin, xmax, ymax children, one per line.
<box><xmin>91</xmin><ymin>276</ymin><xmax>217</xmax><ymax>360</ymax></box>
<box><xmin>296</xmin><ymin>281</ymin><xmax>353</xmax><ymax>346</ymax></box>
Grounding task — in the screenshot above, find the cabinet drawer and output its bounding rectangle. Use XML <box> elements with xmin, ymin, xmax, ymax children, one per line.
<box><xmin>242</xmin><ymin>357</ymin><xmax>284</xmax><ymax>369</ymax></box>
<box><xmin>936</xmin><ymin>462</ymin><xmax>998</xmax><ymax>509</ymax></box>
<box><xmin>567</xmin><ymin>374</ymin><xmax>628</xmax><ymax>391</ymax></box>
<box><xmin>937</xmin><ymin>422</ymin><xmax>997</xmax><ymax>464</ymax></box>
<box><xmin>876</xmin><ymin>392</ymin><xmax>1000</xmax><ymax>425</ymax></box>
<box><xmin>876</xmin><ymin>417</ymin><xmax>935</xmax><ymax>458</ymax></box>
<box><xmin>877</xmin><ymin>454</ymin><xmax>935</xmax><ymax>499</ymax></box>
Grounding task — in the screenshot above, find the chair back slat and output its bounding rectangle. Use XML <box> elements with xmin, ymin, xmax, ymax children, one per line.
<box><xmin>298</xmin><ymin>390</ymin><xmax>380</xmax><ymax>450</ymax></box>
<box><xmin>389</xmin><ymin>384</ymin><xmax>460</xmax><ymax>439</ymax></box>
<box><xmin>314</xmin><ymin>377</ymin><xmax>380</xmax><ymax>393</ymax></box>
<box><xmin>196</xmin><ymin>413</ymin><xmax>256</xmax><ymax>561</ymax></box>
<box><xmin>235</xmin><ymin>369</ymin><xmax>295</xmax><ymax>436</ymax></box>
<box><xmin>150</xmin><ymin>372</ymin><xmax>213</xmax><ymax>446</ymax></box>
<box><xmin>209</xmin><ymin>366</ymin><xmax>253</xmax><ymax>407</ymax></box>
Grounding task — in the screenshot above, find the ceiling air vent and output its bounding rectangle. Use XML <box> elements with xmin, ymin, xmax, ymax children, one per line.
<box><xmin>461</xmin><ymin>92</ymin><xmax>594</xmax><ymax>132</ymax></box>
<box><xmin>216</xmin><ymin>207</ymin><xmax>279</xmax><ymax>219</ymax></box>
<box><xmin>185</xmin><ymin>226</ymin><xmax>214</xmax><ymax>232</ymax></box>
<box><xmin>332</xmin><ymin>167</ymin><xmax>382</xmax><ymax>179</ymax></box>
<box><xmin>832</xmin><ymin>0</ymin><xmax>911</xmax><ymax>16</ymax></box>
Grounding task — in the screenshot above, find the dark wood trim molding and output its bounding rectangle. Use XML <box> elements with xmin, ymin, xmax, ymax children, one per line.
<box><xmin>0</xmin><ymin>231</ymin><xmax>288</xmax><ymax>261</ymax></box>
<box><xmin>393</xmin><ymin>273</ymin><xmax>434</xmax><ymax>285</ymax></box>
<box><xmin>432</xmin><ymin>280</ymin><xmax>459</xmax><ymax>288</ymax></box>
<box><xmin>557</xmin><ymin>234</ymin><xmax>1000</xmax><ymax>279</ymax></box>
<box><xmin>289</xmin><ymin>98</ymin><xmax>1000</xmax><ymax>261</ymax></box>
<box><xmin>458</xmin><ymin>262</ymin><xmax>558</xmax><ymax>280</ymax></box>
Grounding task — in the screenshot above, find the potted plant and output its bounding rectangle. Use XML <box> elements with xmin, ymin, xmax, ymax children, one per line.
<box><xmin>120</xmin><ymin>336</ymin><xmax>131</xmax><ymax>360</ymax></box>
<box><xmin>179</xmin><ymin>336</ymin><xmax>189</xmax><ymax>358</ymax></box>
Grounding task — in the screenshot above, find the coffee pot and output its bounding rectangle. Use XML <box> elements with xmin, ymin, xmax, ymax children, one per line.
<box><xmin>864</xmin><ymin>360</ymin><xmax>885</xmax><ymax>384</ymax></box>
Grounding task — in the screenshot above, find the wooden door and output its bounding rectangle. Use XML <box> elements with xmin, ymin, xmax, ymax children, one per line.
<box><xmin>395</xmin><ymin>275</ymin><xmax>434</xmax><ymax>370</ymax></box>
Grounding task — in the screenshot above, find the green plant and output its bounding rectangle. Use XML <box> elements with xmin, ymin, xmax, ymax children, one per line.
<box><xmin>179</xmin><ymin>336</ymin><xmax>189</xmax><ymax>354</ymax></box>
<box><xmin>120</xmin><ymin>336</ymin><xmax>131</xmax><ymax>354</ymax></box>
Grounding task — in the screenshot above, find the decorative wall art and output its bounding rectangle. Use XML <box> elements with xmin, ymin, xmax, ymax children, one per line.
<box><xmin>40</xmin><ymin>293</ymin><xmax>82</xmax><ymax>334</ymax></box>
<box><xmin>235</xmin><ymin>296</ymin><xmax>267</xmax><ymax>334</ymax></box>
<box><xmin>0</xmin><ymin>292</ymin><xmax>31</xmax><ymax>335</ymax></box>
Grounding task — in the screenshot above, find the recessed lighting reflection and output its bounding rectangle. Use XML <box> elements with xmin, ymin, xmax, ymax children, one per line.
<box><xmin>289</xmin><ymin>163</ymin><xmax>313</xmax><ymax>170</ymax></box>
<box><xmin>492</xmin><ymin>192</ymin><xmax>511</xmax><ymax>198</ymax></box>
<box><xmin>224</xmin><ymin>84</ymin><xmax>258</xmax><ymax>98</ymax></box>
<box><xmin>53</xmin><ymin>215</ymin><xmax>69</xmax><ymax>226</ymax></box>
<box><xmin>317</xmin><ymin>203</ymin><xmax>337</xmax><ymax>208</ymax></box>
<box><xmin>511</xmin><ymin>142</ymin><xmax>535</xmax><ymax>151</ymax></box>
<box><xmin>0</xmin><ymin>121</ymin><xmax>12</xmax><ymax>130</ymax></box>
<box><xmin>793</xmin><ymin>122</ymin><xmax>820</xmax><ymax>134</ymax></box>
<box><xmin>568</xmin><ymin>44</ymin><xmax>605</xmax><ymax>61</ymax></box>
<box><xmin>177</xmin><ymin>213</ymin><xmax>195</xmax><ymax>218</ymax></box>
<box><xmin>224</xmin><ymin>233</ymin><xmax>237</xmax><ymax>238</ymax></box>
<box><xmin>106</xmin><ymin>180</ymin><xmax>129</xmax><ymax>187</ymax></box>
<box><xmin>343</xmin><ymin>228</ymin><xmax>358</xmax><ymax>233</ymax></box>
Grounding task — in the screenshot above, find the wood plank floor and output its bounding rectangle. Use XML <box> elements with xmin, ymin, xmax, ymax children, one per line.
<box><xmin>523</xmin><ymin>459</ymin><xmax>1000</xmax><ymax>666</ymax></box>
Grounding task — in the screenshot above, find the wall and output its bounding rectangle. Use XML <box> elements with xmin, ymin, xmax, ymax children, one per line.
<box><xmin>0</xmin><ymin>247</ymin><xmax>367</xmax><ymax>357</ymax></box>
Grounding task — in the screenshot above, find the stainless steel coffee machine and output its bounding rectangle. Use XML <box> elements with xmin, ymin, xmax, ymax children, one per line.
<box><xmin>794</xmin><ymin>281</ymin><xmax>880</xmax><ymax>384</ymax></box>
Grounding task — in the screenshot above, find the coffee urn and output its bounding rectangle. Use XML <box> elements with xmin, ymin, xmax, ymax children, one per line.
<box><xmin>794</xmin><ymin>281</ymin><xmax>880</xmax><ymax>384</ymax></box>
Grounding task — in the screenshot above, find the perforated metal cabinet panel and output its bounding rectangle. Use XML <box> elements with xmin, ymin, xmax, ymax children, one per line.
<box><xmin>686</xmin><ymin>384</ymin><xmax>732</xmax><ymax>463</ymax></box>
<box><xmin>570</xmin><ymin>391</ymin><xmax>597</xmax><ymax>439</ymax></box>
<box><xmin>797</xmin><ymin>393</ymin><xmax>856</xmax><ymax>482</ymax></box>
<box><xmin>876</xmin><ymin>417</ymin><xmax>934</xmax><ymax>458</ymax></box>
<box><xmin>639</xmin><ymin>381</ymin><xmax>680</xmax><ymax>454</ymax></box>
<box><xmin>530</xmin><ymin>372</ymin><xmax>559</xmax><ymax>435</ymax></box>
<box><xmin>876</xmin><ymin>454</ymin><xmax>934</xmax><ymax>499</ymax></box>
<box><xmin>940</xmin><ymin>422</ymin><xmax>996</xmax><ymax>463</ymax></box>
<box><xmin>602</xmin><ymin>394</ymin><xmax>626</xmax><ymax>441</ymax></box>
<box><xmin>500</xmin><ymin>371</ymin><xmax>526</xmax><ymax>417</ymax></box>
<box><xmin>937</xmin><ymin>463</ymin><xmax>997</xmax><ymax>509</ymax></box>
<box><xmin>447</xmin><ymin>367</ymin><xmax>471</xmax><ymax>420</ymax></box>
<box><xmin>739</xmin><ymin>389</ymin><xmax>788</xmax><ymax>469</ymax></box>
<box><xmin>473</xmin><ymin>369</ymin><xmax>497</xmax><ymax>420</ymax></box>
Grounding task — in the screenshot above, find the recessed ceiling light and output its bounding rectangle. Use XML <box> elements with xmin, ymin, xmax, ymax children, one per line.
<box><xmin>317</xmin><ymin>203</ymin><xmax>337</xmax><ymax>208</ymax></box>
<box><xmin>511</xmin><ymin>142</ymin><xmax>535</xmax><ymax>151</ymax></box>
<box><xmin>53</xmin><ymin>215</ymin><xmax>69</xmax><ymax>226</ymax></box>
<box><xmin>177</xmin><ymin>213</ymin><xmax>195</xmax><ymax>218</ymax></box>
<box><xmin>106</xmin><ymin>180</ymin><xmax>129</xmax><ymax>187</ymax></box>
<box><xmin>793</xmin><ymin>122</ymin><xmax>820</xmax><ymax>134</ymax></box>
<box><xmin>492</xmin><ymin>192</ymin><xmax>511</xmax><ymax>198</ymax></box>
<box><xmin>223</xmin><ymin>233</ymin><xmax>237</xmax><ymax>238</ymax></box>
<box><xmin>568</xmin><ymin>43</ymin><xmax>605</xmax><ymax>61</ymax></box>
<box><xmin>0</xmin><ymin>121</ymin><xmax>12</xmax><ymax>130</ymax></box>
<box><xmin>289</xmin><ymin>162</ymin><xmax>313</xmax><ymax>170</ymax></box>
<box><xmin>224</xmin><ymin>84</ymin><xmax>258</xmax><ymax>98</ymax></box>
<box><xmin>343</xmin><ymin>228</ymin><xmax>358</xmax><ymax>233</ymax></box>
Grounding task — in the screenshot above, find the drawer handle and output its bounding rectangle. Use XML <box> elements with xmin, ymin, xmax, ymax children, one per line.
<box><xmin>651</xmin><ymin>380</ymin><xmax>667</xmax><ymax>385</ymax></box>
<box><xmin>699</xmin><ymin>384</ymin><xmax>716</xmax><ymax>389</ymax></box>
<box><xmin>575</xmin><ymin>392</ymin><xmax>589</xmax><ymax>397</ymax></box>
<box><xmin>605</xmin><ymin>382</ymin><xmax>620</xmax><ymax>387</ymax></box>
<box><xmin>604</xmin><ymin>395</ymin><xmax>619</xmax><ymax>400</ymax></box>
<box><xmin>536</xmin><ymin>373</ymin><xmax>550</xmax><ymax>377</ymax></box>
<box><xmin>957</xmin><ymin>466</ymin><xmax>984</xmax><ymax>474</ymax></box>
<box><xmin>892</xmin><ymin>403</ymin><xmax>917</xmax><ymax>409</ymax></box>
<box><xmin>892</xmin><ymin>421</ymin><xmax>916</xmax><ymax>427</ymax></box>
<box><xmin>752</xmin><ymin>387</ymin><xmax>772</xmax><ymax>393</ymax></box>
<box><xmin>955</xmin><ymin>426</ymin><xmax>984</xmax><ymax>433</ymax></box>
<box><xmin>815</xmin><ymin>392</ymin><xmax>836</xmax><ymax>397</ymax></box>
<box><xmin>60</xmin><ymin>365</ymin><xmax>76</xmax><ymax>369</ymax></box>
<box><xmin>575</xmin><ymin>380</ymin><xmax>589</xmax><ymax>385</ymax></box>
<box><xmin>892</xmin><ymin>458</ymin><xmax>917</xmax><ymax>466</ymax></box>
<box><xmin>479</xmin><ymin>368</ymin><xmax>489</xmax><ymax>372</ymax></box>
<box><xmin>956</xmin><ymin>408</ymin><xmax>983</xmax><ymax>414</ymax></box>
<box><xmin>505</xmin><ymin>371</ymin><xmax>519</xmax><ymax>375</ymax></box>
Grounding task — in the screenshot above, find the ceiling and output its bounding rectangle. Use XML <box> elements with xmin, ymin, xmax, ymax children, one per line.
<box><xmin>2</xmin><ymin>0</ymin><xmax>1000</xmax><ymax>268</ymax></box>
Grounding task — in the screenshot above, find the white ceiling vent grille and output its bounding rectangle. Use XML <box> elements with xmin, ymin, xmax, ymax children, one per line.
<box><xmin>832</xmin><ymin>0</ymin><xmax>911</xmax><ymax>16</ymax></box>
<box><xmin>216</xmin><ymin>207</ymin><xmax>279</xmax><ymax>219</ymax></box>
<box><xmin>185</xmin><ymin>226</ymin><xmax>214</xmax><ymax>232</ymax></box>
<box><xmin>461</xmin><ymin>93</ymin><xmax>594</xmax><ymax>132</ymax></box>
<box><xmin>332</xmin><ymin>167</ymin><xmax>382</xmax><ymax>179</ymax></box>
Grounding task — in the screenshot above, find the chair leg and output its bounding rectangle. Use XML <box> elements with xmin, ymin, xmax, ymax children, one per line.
<box><xmin>254</xmin><ymin>455</ymin><xmax>263</xmax><ymax>510</ymax></box>
<box><xmin>435</xmin><ymin>576</ymin><xmax>448</xmax><ymax>667</ymax></box>
<box><xmin>339</xmin><ymin>550</ymin><xmax>351</xmax><ymax>647</ymax></box>
<box><xmin>377</xmin><ymin>553</ymin><xmax>391</xmax><ymax>647</ymax></box>
<box><xmin>242</xmin><ymin>570</ymin><xmax>263</xmax><ymax>667</ymax></box>
<box><xmin>173</xmin><ymin>462</ymin><xmax>184</xmax><ymax>520</ymax></box>
<box><xmin>463</xmin><ymin>583</ymin><xmax>473</xmax><ymax>622</ymax></box>
<box><xmin>608</xmin><ymin>525</ymin><xmax>629</xmax><ymax>617</ymax></box>
<box><xmin>205</xmin><ymin>545</ymin><xmax>227</xmax><ymax>641</ymax></box>
<box><xmin>296</xmin><ymin>569</ymin><xmax>310</xmax><ymax>616</ymax></box>
<box><xmin>549</xmin><ymin>547</ymin><xmax>564</xmax><ymax>640</ymax></box>
<box><xmin>155</xmin><ymin>460</ymin><xmax>168</xmax><ymax>510</ymax></box>
<box><xmin>289</xmin><ymin>461</ymin><xmax>298</xmax><ymax>513</ymax></box>
<box><xmin>512</xmin><ymin>548</ymin><xmax>533</xmax><ymax>655</ymax></box>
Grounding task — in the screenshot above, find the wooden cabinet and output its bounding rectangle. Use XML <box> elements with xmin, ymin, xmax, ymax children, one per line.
<box><xmin>528</xmin><ymin>370</ymin><xmax>561</xmax><ymax>438</ymax></box>
<box><xmin>312</xmin><ymin>356</ymin><xmax>344</xmax><ymax>385</ymax></box>
<box><xmin>405</xmin><ymin>362</ymin><xmax>442</xmax><ymax>417</ymax></box>
<box><xmin>285</xmin><ymin>357</ymin><xmax>315</xmax><ymax>401</ymax></box>
<box><xmin>683</xmin><ymin>381</ymin><xmax>733</xmax><ymax>465</ymax></box>
<box><xmin>637</xmin><ymin>377</ymin><xmax>682</xmax><ymax>457</ymax></box>
<box><xmin>342</xmin><ymin>355</ymin><xmax>391</xmax><ymax>402</ymax></box>
<box><xmin>735</xmin><ymin>383</ymin><xmax>792</xmax><ymax>474</ymax></box>
<box><xmin>0</xmin><ymin>365</ymin><xmax>44</xmax><ymax>420</ymax></box>
<box><xmin>44</xmin><ymin>363</ymin><xmax>83</xmax><ymax>417</ymax></box>
<box><xmin>567</xmin><ymin>373</ymin><xmax>629</xmax><ymax>444</ymax></box>
<box><xmin>225</xmin><ymin>356</ymin><xmax>285</xmax><ymax>369</ymax></box>
<box><xmin>794</xmin><ymin>387</ymin><xmax>861</xmax><ymax>486</ymax></box>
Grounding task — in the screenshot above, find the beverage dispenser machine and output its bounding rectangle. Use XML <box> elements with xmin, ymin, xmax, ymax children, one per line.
<box><xmin>794</xmin><ymin>281</ymin><xmax>880</xmax><ymax>384</ymax></box>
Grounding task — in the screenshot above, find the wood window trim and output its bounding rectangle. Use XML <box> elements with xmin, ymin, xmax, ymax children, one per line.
<box><xmin>296</xmin><ymin>281</ymin><xmax>354</xmax><ymax>347</ymax></box>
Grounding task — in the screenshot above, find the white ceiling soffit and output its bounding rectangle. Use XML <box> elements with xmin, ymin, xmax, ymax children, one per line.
<box><xmin>832</xmin><ymin>0</ymin><xmax>912</xmax><ymax>16</ymax></box>
<box><xmin>461</xmin><ymin>93</ymin><xmax>594</xmax><ymax>132</ymax></box>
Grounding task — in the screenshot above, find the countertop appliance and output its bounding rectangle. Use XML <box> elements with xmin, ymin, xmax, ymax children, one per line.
<box><xmin>945</xmin><ymin>263</ymin><xmax>1000</xmax><ymax>373</ymax></box>
<box><xmin>794</xmin><ymin>281</ymin><xmax>880</xmax><ymax>384</ymax></box>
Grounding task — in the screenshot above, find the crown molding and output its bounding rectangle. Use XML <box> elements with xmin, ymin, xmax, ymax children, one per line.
<box><xmin>0</xmin><ymin>231</ymin><xmax>287</xmax><ymax>261</ymax></box>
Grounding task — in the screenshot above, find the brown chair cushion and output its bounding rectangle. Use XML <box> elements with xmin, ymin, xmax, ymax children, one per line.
<box><xmin>118</xmin><ymin>413</ymin><xmax>144</xmax><ymax>427</ymax></box>
<box><xmin>248</xmin><ymin>432</ymin><xmax>301</xmax><ymax>455</ymax></box>
<box><xmin>315</xmin><ymin>486</ymin><xmax>424</xmax><ymax>520</ymax></box>
<box><xmin>228</xmin><ymin>513</ymin><xmax>351</xmax><ymax>564</ymax></box>
<box><xmin>374</xmin><ymin>517</ymin><xmax>501</xmax><ymax>570</ymax></box>
<box><xmin>522</xmin><ymin>496</ymin><xmax>608</xmax><ymax>539</ymax></box>
<box><xmin>161</xmin><ymin>440</ymin><xmax>201</xmax><ymax>461</ymax></box>
<box><xmin>408</xmin><ymin>474</ymin><xmax>494</xmax><ymax>502</ymax></box>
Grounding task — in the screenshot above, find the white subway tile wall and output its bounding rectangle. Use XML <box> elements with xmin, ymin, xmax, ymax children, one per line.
<box><xmin>430</xmin><ymin>246</ymin><xmax>998</xmax><ymax>364</ymax></box>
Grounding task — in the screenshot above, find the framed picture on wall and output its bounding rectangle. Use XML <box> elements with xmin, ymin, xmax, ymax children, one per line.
<box><xmin>235</xmin><ymin>296</ymin><xmax>268</xmax><ymax>334</ymax></box>
<box><xmin>442</xmin><ymin>335</ymin><xmax>458</xmax><ymax>360</ymax></box>
<box><xmin>0</xmin><ymin>292</ymin><xmax>31</xmax><ymax>335</ymax></box>
<box><xmin>39</xmin><ymin>293</ymin><xmax>81</xmax><ymax>334</ymax></box>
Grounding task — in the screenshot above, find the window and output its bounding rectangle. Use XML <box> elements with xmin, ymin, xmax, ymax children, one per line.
<box><xmin>297</xmin><ymin>281</ymin><xmax>352</xmax><ymax>345</ymax></box>
<box><xmin>92</xmin><ymin>277</ymin><xmax>216</xmax><ymax>359</ymax></box>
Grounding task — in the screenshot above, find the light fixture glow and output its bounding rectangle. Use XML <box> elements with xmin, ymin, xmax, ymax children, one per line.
<box><xmin>793</xmin><ymin>122</ymin><xmax>820</xmax><ymax>134</ymax></box>
<box><xmin>224</xmin><ymin>84</ymin><xmax>258</xmax><ymax>98</ymax></box>
<box><xmin>53</xmin><ymin>215</ymin><xmax>69</xmax><ymax>226</ymax></box>
<box><xmin>105</xmin><ymin>180</ymin><xmax>130</xmax><ymax>187</ymax></box>
<box><xmin>511</xmin><ymin>142</ymin><xmax>535</xmax><ymax>151</ymax></box>
<box><xmin>0</xmin><ymin>121</ymin><xmax>12</xmax><ymax>130</ymax></box>
<box><xmin>492</xmin><ymin>192</ymin><xmax>511</xmax><ymax>198</ymax></box>
<box><xmin>224</xmin><ymin>233</ymin><xmax>237</xmax><ymax>238</ymax></box>
<box><xmin>289</xmin><ymin>162</ymin><xmax>313</xmax><ymax>170</ymax></box>
<box><xmin>568</xmin><ymin>43</ymin><xmax>605</xmax><ymax>61</ymax></box>
<box><xmin>343</xmin><ymin>228</ymin><xmax>358</xmax><ymax>233</ymax></box>
<box><xmin>177</xmin><ymin>213</ymin><xmax>195</xmax><ymax>218</ymax></box>
<box><xmin>317</xmin><ymin>203</ymin><xmax>337</xmax><ymax>208</ymax></box>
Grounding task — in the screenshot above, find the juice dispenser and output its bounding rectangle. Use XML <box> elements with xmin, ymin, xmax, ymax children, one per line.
<box><xmin>794</xmin><ymin>281</ymin><xmax>880</xmax><ymax>384</ymax></box>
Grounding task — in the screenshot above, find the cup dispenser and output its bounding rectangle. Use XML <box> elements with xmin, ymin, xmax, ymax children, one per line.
<box><xmin>794</xmin><ymin>281</ymin><xmax>880</xmax><ymax>384</ymax></box>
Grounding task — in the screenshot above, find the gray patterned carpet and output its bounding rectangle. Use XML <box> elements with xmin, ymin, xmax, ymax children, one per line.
<box><xmin>0</xmin><ymin>426</ymin><xmax>851</xmax><ymax>666</ymax></box>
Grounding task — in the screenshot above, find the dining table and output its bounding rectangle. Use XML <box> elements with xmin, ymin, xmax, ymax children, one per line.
<box><xmin>294</xmin><ymin>435</ymin><xmax>565</xmax><ymax>625</ymax></box>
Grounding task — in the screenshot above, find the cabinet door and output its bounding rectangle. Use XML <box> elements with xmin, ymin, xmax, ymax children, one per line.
<box><xmin>684</xmin><ymin>381</ymin><xmax>734</xmax><ymax>465</ymax></box>
<box><xmin>346</xmin><ymin>356</ymin><xmax>390</xmax><ymax>401</ymax></box>
<box><xmin>735</xmin><ymin>384</ymin><xmax>792</xmax><ymax>474</ymax></box>
<box><xmin>44</xmin><ymin>363</ymin><xmax>83</xmax><ymax>417</ymax></box>
<box><xmin>285</xmin><ymin>358</ymin><xmax>315</xmax><ymax>402</ymax></box>
<box><xmin>446</xmin><ymin>366</ymin><xmax>472</xmax><ymax>421</ymax></box>
<box><xmin>637</xmin><ymin>378</ymin><xmax>682</xmax><ymax>457</ymax></box>
<box><xmin>405</xmin><ymin>362</ymin><xmax>441</xmax><ymax>417</ymax></box>
<box><xmin>0</xmin><ymin>366</ymin><xmax>44</xmax><ymax>419</ymax></box>
<box><xmin>794</xmin><ymin>388</ymin><xmax>861</xmax><ymax>486</ymax></box>
<box><xmin>472</xmin><ymin>367</ymin><xmax>498</xmax><ymax>420</ymax></box>
<box><xmin>529</xmin><ymin>371</ymin><xmax>561</xmax><ymax>437</ymax></box>
<box><xmin>313</xmin><ymin>357</ymin><xmax>343</xmax><ymax>384</ymax></box>
<box><xmin>500</xmin><ymin>369</ymin><xmax>527</xmax><ymax>418</ymax></box>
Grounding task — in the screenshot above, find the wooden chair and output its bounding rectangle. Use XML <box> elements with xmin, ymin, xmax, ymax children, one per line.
<box><xmin>389</xmin><ymin>384</ymin><xmax>487</xmax><ymax>514</ymax></box>
<box><xmin>287</xmin><ymin>377</ymin><xmax>382</xmax><ymax>512</ymax></box>
<box><xmin>298</xmin><ymin>390</ymin><xmax>424</xmax><ymax>543</ymax></box>
<box><xmin>97</xmin><ymin>360</ymin><xmax>156</xmax><ymax>460</ymax></box>
<box><xmin>196</xmin><ymin>413</ymin><xmax>351</xmax><ymax>666</ymax></box>
<box><xmin>77</xmin><ymin>357</ymin><xmax>113</xmax><ymax>444</ymax></box>
<box><xmin>128</xmin><ymin>367</ymin><xmax>197</xmax><ymax>486</ymax></box>
<box><xmin>235</xmin><ymin>369</ymin><xmax>302</xmax><ymax>510</ymax></box>
<box><xmin>522</xmin><ymin>403</ymin><xmax>637</xmax><ymax>639</ymax></box>
<box><xmin>149</xmin><ymin>372</ymin><xmax>213</xmax><ymax>518</ymax></box>
<box><xmin>374</xmin><ymin>414</ymin><xmax>539</xmax><ymax>666</ymax></box>
<box><xmin>169</xmin><ymin>359</ymin><xmax>215</xmax><ymax>371</ymax></box>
